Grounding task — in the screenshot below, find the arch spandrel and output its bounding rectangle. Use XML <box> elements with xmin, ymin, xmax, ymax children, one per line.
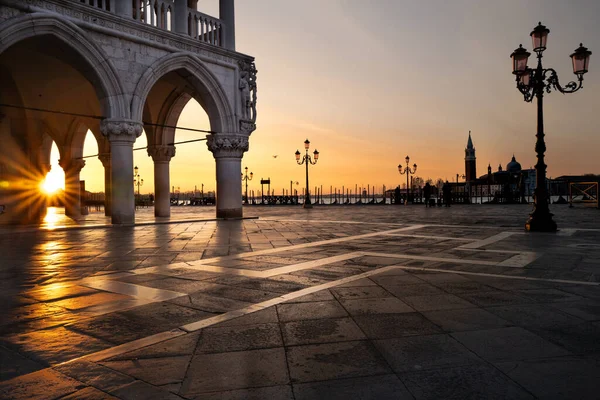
<box><xmin>131</xmin><ymin>53</ymin><xmax>236</xmax><ymax>134</ymax></box>
<box><xmin>0</xmin><ymin>13</ymin><xmax>128</xmax><ymax>120</ymax></box>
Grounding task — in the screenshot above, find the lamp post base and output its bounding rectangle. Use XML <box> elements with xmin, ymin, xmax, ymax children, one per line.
<box><xmin>303</xmin><ymin>202</ymin><xmax>313</xmax><ymax>209</ymax></box>
<box><xmin>525</xmin><ymin>212</ymin><xmax>557</xmax><ymax>232</ymax></box>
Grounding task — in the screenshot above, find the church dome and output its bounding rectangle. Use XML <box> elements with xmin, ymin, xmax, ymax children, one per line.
<box><xmin>506</xmin><ymin>155</ymin><xmax>522</xmax><ymax>173</ymax></box>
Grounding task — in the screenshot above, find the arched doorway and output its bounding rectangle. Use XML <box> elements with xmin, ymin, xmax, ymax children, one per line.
<box><xmin>0</xmin><ymin>14</ymin><xmax>125</xmax><ymax>224</ymax></box>
<box><xmin>132</xmin><ymin>53</ymin><xmax>243</xmax><ymax>218</ymax></box>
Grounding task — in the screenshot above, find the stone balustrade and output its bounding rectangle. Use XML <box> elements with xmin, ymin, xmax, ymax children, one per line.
<box><xmin>187</xmin><ymin>9</ymin><xmax>223</xmax><ymax>47</ymax></box>
<box><xmin>78</xmin><ymin>0</ymin><xmax>111</xmax><ymax>12</ymax></box>
<box><xmin>132</xmin><ymin>0</ymin><xmax>174</xmax><ymax>31</ymax></box>
<box><xmin>76</xmin><ymin>0</ymin><xmax>227</xmax><ymax>49</ymax></box>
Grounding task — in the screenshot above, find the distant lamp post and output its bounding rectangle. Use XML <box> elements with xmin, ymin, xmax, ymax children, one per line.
<box><xmin>398</xmin><ymin>155</ymin><xmax>417</xmax><ymax>205</ymax></box>
<box><xmin>241</xmin><ymin>166</ymin><xmax>253</xmax><ymax>205</ymax></box>
<box><xmin>511</xmin><ymin>22</ymin><xmax>591</xmax><ymax>231</ymax></box>
<box><xmin>290</xmin><ymin>180</ymin><xmax>299</xmax><ymax>196</ymax></box>
<box><xmin>456</xmin><ymin>173</ymin><xmax>465</xmax><ymax>184</ymax></box>
<box><xmin>295</xmin><ymin>139</ymin><xmax>319</xmax><ymax>208</ymax></box>
<box><xmin>133</xmin><ymin>166</ymin><xmax>143</xmax><ymax>196</ymax></box>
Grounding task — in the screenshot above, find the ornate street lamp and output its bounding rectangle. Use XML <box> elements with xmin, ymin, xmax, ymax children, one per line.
<box><xmin>133</xmin><ymin>166</ymin><xmax>143</xmax><ymax>196</ymax></box>
<box><xmin>241</xmin><ymin>166</ymin><xmax>253</xmax><ymax>205</ymax></box>
<box><xmin>398</xmin><ymin>155</ymin><xmax>417</xmax><ymax>205</ymax></box>
<box><xmin>295</xmin><ymin>139</ymin><xmax>319</xmax><ymax>208</ymax></box>
<box><xmin>511</xmin><ymin>22</ymin><xmax>591</xmax><ymax>231</ymax></box>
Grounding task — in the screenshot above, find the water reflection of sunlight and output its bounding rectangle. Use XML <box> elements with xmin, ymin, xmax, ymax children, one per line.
<box><xmin>44</xmin><ymin>207</ymin><xmax>63</xmax><ymax>229</ymax></box>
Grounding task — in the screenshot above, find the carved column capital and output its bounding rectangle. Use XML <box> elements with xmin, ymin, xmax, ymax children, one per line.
<box><xmin>147</xmin><ymin>145</ymin><xmax>176</xmax><ymax>163</ymax></box>
<box><xmin>59</xmin><ymin>158</ymin><xmax>86</xmax><ymax>174</ymax></box>
<box><xmin>100</xmin><ymin>119</ymin><xmax>143</xmax><ymax>143</ymax></box>
<box><xmin>98</xmin><ymin>153</ymin><xmax>111</xmax><ymax>168</ymax></box>
<box><xmin>206</xmin><ymin>134</ymin><xmax>249</xmax><ymax>158</ymax></box>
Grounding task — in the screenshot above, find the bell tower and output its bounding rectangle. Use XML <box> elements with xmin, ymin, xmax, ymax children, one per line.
<box><xmin>465</xmin><ymin>131</ymin><xmax>476</xmax><ymax>181</ymax></box>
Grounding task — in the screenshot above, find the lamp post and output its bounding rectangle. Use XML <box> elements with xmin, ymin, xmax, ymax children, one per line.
<box><xmin>241</xmin><ymin>166</ymin><xmax>253</xmax><ymax>205</ymax></box>
<box><xmin>290</xmin><ymin>180</ymin><xmax>298</xmax><ymax>196</ymax></box>
<box><xmin>133</xmin><ymin>165</ymin><xmax>143</xmax><ymax>196</ymax></box>
<box><xmin>511</xmin><ymin>22</ymin><xmax>591</xmax><ymax>231</ymax></box>
<box><xmin>398</xmin><ymin>155</ymin><xmax>417</xmax><ymax>205</ymax></box>
<box><xmin>295</xmin><ymin>139</ymin><xmax>319</xmax><ymax>208</ymax></box>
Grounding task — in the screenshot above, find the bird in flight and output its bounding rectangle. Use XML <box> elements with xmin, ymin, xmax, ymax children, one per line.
<box><xmin>272</xmin><ymin>155</ymin><xmax>278</xmax><ymax>158</ymax></box>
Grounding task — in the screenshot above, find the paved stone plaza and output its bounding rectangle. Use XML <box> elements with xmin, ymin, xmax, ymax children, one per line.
<box><xmin>1</xmin><ymin>205</ymin><xmax>600</xmax><ymax>399</ymax></box>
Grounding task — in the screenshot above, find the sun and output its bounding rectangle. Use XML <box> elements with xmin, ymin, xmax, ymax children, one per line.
<box><xmin>41</xmin><ymin>170</ymin><xmax>64</xmax><ymax>194</ymax></box>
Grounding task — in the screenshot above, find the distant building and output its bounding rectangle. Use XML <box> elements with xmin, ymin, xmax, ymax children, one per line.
<box><xmin>464</xmin><ymin>133</ymin><xmax>534</xmax><ymax>203</ymax></box>
<box><xmin>465</xmin><ymin>131</ymin><xmax>476</xmax><ymax>181</ymax></box>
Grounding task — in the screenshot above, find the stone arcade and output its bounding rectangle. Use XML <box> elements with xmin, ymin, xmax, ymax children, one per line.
<box><xmin>0</xmin><ymin>0</ymin><xmax>257</xmax><ymax>224</ymax></box>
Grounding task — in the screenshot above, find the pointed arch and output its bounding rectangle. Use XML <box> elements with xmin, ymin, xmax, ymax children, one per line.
<box><xmin>0</xmin><ymin>13</ymin><xmax>128</xmax><ymax>119</ymax></box>
<box><xmin>131</xmin><ymin>52</ymin><xmax>235</xmax><ymax>133</ymax></box>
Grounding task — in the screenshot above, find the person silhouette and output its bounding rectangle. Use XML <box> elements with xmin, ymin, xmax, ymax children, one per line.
<box><xmin>424</xmin><ymin>182</ymin><xmax>432</xmax><ymax>207</ymax></box>
<box><xmin>442</xmin><ymin>181</ymin><xmax>452</xmax><ymax>207</ymax></box>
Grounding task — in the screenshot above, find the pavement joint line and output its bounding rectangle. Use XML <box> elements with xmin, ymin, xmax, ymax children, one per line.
<box><xmin>258</xmin><ymin>218</ymin><xmax>406</xmax><ymax>226</ymax></box>
<box><xmin>185</xmin><ymin>224</ymin><xmax>428</xmax><ymax>265</ymax></box>
<box><xmin>85</xmin><ymin>227</ymin><xmax>536</xmax><ymax>287</ymax></box>
<box><xmin>28</xmin><ymin>226</ymin><xmax>537</xmax><ymax>296</ymax></box>
<box><xmin>360</xmin><ymin>251</ymin><xmax>511</xmax><ymax>267</ymax></box>
<box><xmin>497</xmin><ymin>252</ymin><xmax>542</xmax><ymax>267</ymax></box>
<box><xmin>58</xmin><ymin>328</ymin><xmax>188</xmax><ymax>365</ymax></box>
<box><xmin>48</xmin><ymin>264</ymin><xmax>407</xmax><ymax>367</ymax></box>
<box><xmin>458</xmin><ymin>231</ymin><xmax>519</xmax><ymax>249</ymax></box>
<box><xmin>453</xmin><ymin>247</ymin><xmax>542</xmax><ymax>267</ymax></box>
<box><xmin>179</xmin><ymin>253</ymin><xmax>364</xmax><ymax>278</ymax></box>
<box><xmin>0</xmin><ymin>216</ymin><xmax>259</xmax><ymax>235</ymax></box>
<box><xmin>179</xmin><ymin>264</ymin><xmax>405</xmax><ymax>332</ymax></box>
<box><xmin>381</xmin><ymin>233</ymin><xmax>475</xmax><ymax>241</ymax></box>
<box><xmin>258</xmin><ymin>219</ymin><xmax>535</xmax><ymax>231</ymax></box>
<box><xmin>394</xmin><ymin>265</ymin><xmax>600</xmax><ymax>286</ymax></box>
<box><xmin>80</xmin><ymin>279</ymin><xmax>186</xmax><ymax>301</ymax></box>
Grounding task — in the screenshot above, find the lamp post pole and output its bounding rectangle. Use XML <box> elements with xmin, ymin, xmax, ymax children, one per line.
<box><xmin>398</xmin><ymin>155</ymin><xmax>417</xmax><ymax>205</ymax></box>
<box><xmin>295</xmin><ymin>139</ymin><xmax>320</xmax><ymax>209</ymax></box>
<box><xmin>133</xmin><ymin>166</ymin><xmax>143</xmax><ymax>200</ymax></box>
<box><xmin>241</xmin><ymin>166</ymin><xmax>253</xmax><ymax>205</ymax></box>
<box><xmin>290</xmin><ymin>180</ymin><xmax>298</xmax><ymax>198</ymax></box>
<box><xmin>511</xmin><ymin>22</ymin><xmax>591</xmax><ymax>231</ymax></box>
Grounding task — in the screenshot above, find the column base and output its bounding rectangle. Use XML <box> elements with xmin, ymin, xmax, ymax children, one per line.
<box><xmin>216</xmin><ymin>207</ymin><xmax>243</xmax><ymax>219</ymax></box>
<box><xmin>111</xmin><ymin>213</ymin><xmax>135</xmax><ymax>225</ymax></box>
<box><xmin>525</xmin><ymin>212</ymin><xmax>557</xmax><ymax>232</ymax></box>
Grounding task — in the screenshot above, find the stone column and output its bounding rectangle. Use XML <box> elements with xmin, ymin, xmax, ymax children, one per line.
<box><xmin>100</xmin><ymin>119</ymin><xmax>143</xmax><ymax>225</ymax></box>
<box><xmin>59</xmin><ymin>158</ymin><xmax>85</xmax><ymax>218</ymax></box>
<box><xmin>115</xmin><ymin>0</ymin><xmax>133</xmax><ymax>19</ymax></box>
<box><xmin>219</xmin><ymin>0</ymin><xmax>235</xmax><ymax>50</ymax></box>
<box><xmin>174</xmin><ymin>0</ymin><xmax>188</xmax><ymax>35</ymax></box>
<box><xmin>207</xmin><ymin>134</ymin><xmax>248</xmax><ymax>218</ymax></box>
<box><xmin>148</xmin><ymin>145</ymin><xmax>176</xmax><ymax>217</ymax></box>
<box><xmin>98</xmin><ymin>153</ymin><xmax>112</xmax><ymax>217</ymax></box>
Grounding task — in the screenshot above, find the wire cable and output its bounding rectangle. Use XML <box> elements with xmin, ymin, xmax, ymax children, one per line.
<box><xmin>0</xmin><ymin>103</ymin><xmax>216</xmax><ymax>134</ymax></box>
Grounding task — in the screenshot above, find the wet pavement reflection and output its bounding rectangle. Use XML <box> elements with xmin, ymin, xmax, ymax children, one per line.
<box><xmin>1</xmin><ymin>205</ymin><xmax>600</xmax><ymax>398</ymax></box>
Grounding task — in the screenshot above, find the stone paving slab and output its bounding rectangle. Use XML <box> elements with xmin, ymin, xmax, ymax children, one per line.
<box><xmin>1</xmin><ymin>206</ymin><xmax>600</xmax><ymax>398</ymax></box>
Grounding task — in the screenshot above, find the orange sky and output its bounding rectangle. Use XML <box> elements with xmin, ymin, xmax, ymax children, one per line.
<box><xmin>46</xmin><ymin>0</ymin><xmax>599</xmax><ymax>195</ymax></box>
